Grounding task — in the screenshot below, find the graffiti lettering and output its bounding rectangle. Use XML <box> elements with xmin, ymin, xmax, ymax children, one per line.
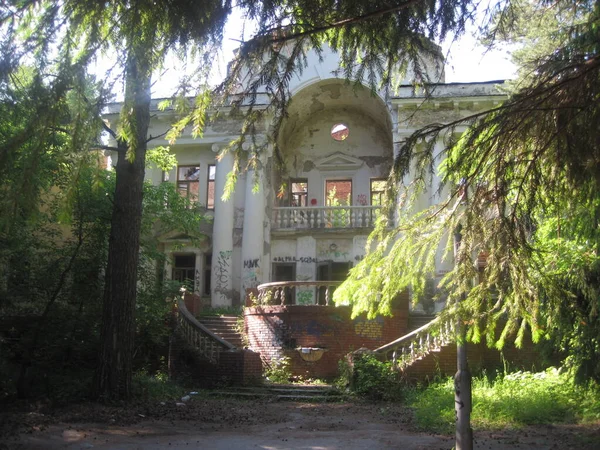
<box><xmin>216</xmin><ymin>250</ymin><xmax>232</xmax><ymax>291</ymax></box>
<box><xmin>244</xmin><ymin>259</ymin><xmax>259</xmax><ymax>269</ymax></box>
<box><xmin>318</xmin><ymin>249</ymin><xmax>349</xmax><ymax>259</ymax></box>
<box><xmin>272</xmin><ymin>256</ymin><xmax>318</xmax><ymax>263</ymax></box>
<box><xmin>194</xmin><ymin>268</ymin><xmax>201</xmax><ymax>292</ymax></box>
<box><xmin>354</xmin><ymin>255</ymin><xmax>364</xmax><ymax>262</ymax></box>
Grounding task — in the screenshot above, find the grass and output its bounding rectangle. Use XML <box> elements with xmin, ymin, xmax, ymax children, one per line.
<box><xmin>406</xmin><ymin>367</ymin><xmax>600</xmax><ymax>433</ymax></box>
<box><xmin>132</xmin><ymin>372</ymin><xmax>188</xmax><ymax>401</ymax></box>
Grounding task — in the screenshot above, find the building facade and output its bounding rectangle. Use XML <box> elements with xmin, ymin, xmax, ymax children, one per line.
<box><xmin>105</xmin><ymin>45</ymin><xmax>505</xmax><ymax>311</ymax></box>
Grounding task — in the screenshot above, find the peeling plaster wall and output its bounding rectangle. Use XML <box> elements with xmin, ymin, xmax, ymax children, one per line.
<box><xmin>283</xmin><ymin>105</ymin><xmax>392</xmax><ymax>207</ymax></box>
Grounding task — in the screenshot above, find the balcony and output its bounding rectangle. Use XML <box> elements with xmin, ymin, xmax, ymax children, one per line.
<box><xmin>272</xmin><ymin>205</ymin><xmax>381</xmax><ymax>230</ymax></box>
<box><xmin>256</xmin><ymin>281</ymin><xmax>342</xmax><ymax>305</ymax></box>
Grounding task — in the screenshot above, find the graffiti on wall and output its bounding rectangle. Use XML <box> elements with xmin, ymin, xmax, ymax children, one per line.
<box><xmin>215</xmin><ymin>250</ymin><xmax>232</xmax><ymax>291</ymax></box>
<box><xmin>318</xmin><ymin>249</ymin><xmax>349</xmax><ymax>259</ymax></box>
<box><xmin>194</xmin><ymin>268</ymin><xmax>201</xmax><ymax>293</ymax></box>
<box><xmin>296</xmin><ymin>289</ymin><xmax>314</xmax><ymax>305</ymax></box>
<box><xmin>289</xmin><ymin>320</ymin><xmax>333</xmax><ymax>338</ymax></box>
<box><xmin>273</xmin><ymin>256</ymin><xmax>317</xmax><ymax>263</ymax></box>
<box><xmin>353</xmin><ymin>316</ymin><xmax>384</xmax><ymax>339</ymax></box>
<box><xmin>244</xmin><ymin>259</ymin><xmax>259</xmax><ymax>268</ymax></box>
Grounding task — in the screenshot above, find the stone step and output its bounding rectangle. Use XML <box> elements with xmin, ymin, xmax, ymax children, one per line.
<box><xmin>207</xmin><ymin>384</ymin><xmax>343</xmax><ymax>402</ymax></box>
<box><xmin>197</xmin><ymin>316</ymin><xmax>244</xmax><ymax>349</ymax></box>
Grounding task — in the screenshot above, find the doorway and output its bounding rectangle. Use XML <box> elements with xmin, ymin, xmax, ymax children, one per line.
<box><xmin>317</xmin><ymin>261</ymin><xmax>352</xmax><ymax>305</ymax></box>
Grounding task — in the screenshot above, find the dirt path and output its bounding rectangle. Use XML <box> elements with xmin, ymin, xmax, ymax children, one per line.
<box><xmin>3</xmin><ymin>399</ymin><xmax>599</xmax><ymax>449</ymax></box>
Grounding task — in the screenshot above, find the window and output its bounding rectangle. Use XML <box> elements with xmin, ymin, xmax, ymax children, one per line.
<box><xmin>177</xmin><ymin>165</ymin><xmax>200</xmax><ymax>203</ymax></box>
<box><xmin>325</xmin><ymin>180</ymin><xmax>352</xmax><ymax>206</ymax></box>
<box><xmin>331</xmin><ymin>123</ymin><xmax>349</xmax><ymax>141</ymax></box>
<box><xmin>290</xmin><ymin>179</ymin><xmax>308</xmax><ymax>207</ymax></box>
<box><xmin>172</xmin><ymin>254</ymin><xmax>195</xmax><ymax>285</ymax></box>
<box><xmin>203</xmin><ymin>253</ymin><xmax>212</xmax><ymax>296</ymax></box>
<box><xmin>370</xmin><ymin>179</ymin><xmax>386</xmax><ymax>205</ymax></box>
<box><xmin>207</xmin><ymin>164</ymin><xmax>216</xmax><ymax>209</ymax></box>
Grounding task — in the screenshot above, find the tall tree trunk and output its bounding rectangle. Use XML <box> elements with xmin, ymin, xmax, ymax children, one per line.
<box><xmin>92</xmin><ymin>45</ymin><xmax>152</xmax><ymax>400</ymax></box>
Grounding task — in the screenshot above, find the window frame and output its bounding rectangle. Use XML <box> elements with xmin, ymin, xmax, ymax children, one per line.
<box><xmin>325</xmin><ymin>179</ymin><xmax>353</xmax><ymax>206</ymax></box>
<box><xmin>290</xmin><ymin>178</ymin><xmax>308</xmax><ymax>207</ymax></box>
<box><xmin>176</xmin><ymin>165</ymin><xmax>200</xmax><ymax>203</ymax></box>
<box><xmin>370</xmin><ymin>178</ymin><xmax>386</xmax><ymax>206</ymax></box>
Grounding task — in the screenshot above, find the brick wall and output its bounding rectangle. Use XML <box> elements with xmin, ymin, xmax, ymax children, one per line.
<box><xmin>244</xmin><ymin>304</ymin><xmax>409</xmax><ymax>380</ymax></box>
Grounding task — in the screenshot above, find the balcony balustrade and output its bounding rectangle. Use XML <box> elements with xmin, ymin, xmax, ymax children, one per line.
<box><xmin>272</xmin><ymin>205</ymin><xmax>381</xmax><ymax>230</ymax></box>
<box><xmin>256</xmin><ymin>281</ymin><xmax>342</xmax><ymax>306</ymax></box>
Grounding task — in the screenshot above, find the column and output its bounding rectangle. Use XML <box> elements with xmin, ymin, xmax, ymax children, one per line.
<box><xmin>211</xmin><ymin>145</ymin><xmax>235</xmax><ymax>307</ymax></box>
<box><xmin>240</xmin><ymin>149</ymin><xmax>266</xmax><ymax>298</ymax></box>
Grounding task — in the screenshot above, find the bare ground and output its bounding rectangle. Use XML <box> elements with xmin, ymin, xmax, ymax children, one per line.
<box><xmin>2</xmin><ymin>397</ymin><xmax>599</xmax><ymax>449</ymax></box>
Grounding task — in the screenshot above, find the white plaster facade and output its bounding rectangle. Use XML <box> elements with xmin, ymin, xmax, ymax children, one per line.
<box><xmin>105</xmin><ymin>44</ymin><xmax>506</xmax><ymax>308</ymax></box>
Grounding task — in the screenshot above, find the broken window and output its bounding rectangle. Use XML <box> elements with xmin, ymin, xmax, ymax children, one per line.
<box><xmin>177</xmin><ymin>165</ymin><xmax>200</xmax><ymax>204</ymax></box>
<box><xmin>172</xmin><ymin>253</ymin><xmax>195</xmax><ymax>287</ymax></box>
<box><xmin>325</xmin><ymin>180</ymin><xmax>352</xmax><ymax>206</ymax></box>
<box><xmin>370</xmin><ymin>179</ymin><xmax>386</xmax><ymax>205</ymax></box>
<box><xmin>207</xmin><ymin>164</ymin><xmax>216</xmax><ymax>209</ymax></box>
<box><xmin>331</xmin><ymin>123</ymin><xmax>349</xmax><ymax>141</ymax></box>
<box><xmin>290</xmin><ymin>179</ymin><xmax>308</xmax><ymax>207</ymax></box>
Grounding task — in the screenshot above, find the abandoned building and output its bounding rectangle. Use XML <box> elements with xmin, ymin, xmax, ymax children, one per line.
<box><xmin>105</xmin><ymin>44</ymin><xmax>539</xmax><ymax>383</ymax></box>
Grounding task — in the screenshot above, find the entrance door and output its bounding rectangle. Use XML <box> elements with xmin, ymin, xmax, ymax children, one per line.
<box><xmin>317</xmin><ymin>262</ymin><xmax>352</xmax><ymax>305</ymax></box>
<box><xmin>272</xmin><ymin>263</ymin><xmax>296</xmax><ymax>305</ymax></box>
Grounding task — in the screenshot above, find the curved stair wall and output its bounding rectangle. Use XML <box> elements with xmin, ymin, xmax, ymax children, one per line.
<box><xmin>171</xmin><ymin>299</ymin><xmax>262</xmax><ymax>386</ymax></box>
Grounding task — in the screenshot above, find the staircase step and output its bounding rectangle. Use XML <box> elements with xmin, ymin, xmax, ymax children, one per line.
<box><xmin>207</xmin><ymin>384</ymin><xmax>343</xmax><ymax>402</ymax></box>
<box><xmin>197</xmin><ymin>316</ymin><xmax>244</xmax><ymax>349</ymax></box>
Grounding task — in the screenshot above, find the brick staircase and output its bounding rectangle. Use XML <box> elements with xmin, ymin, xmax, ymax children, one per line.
<box><xmin>197</xmin><ymin>315</ymin><xmax>244</xmax><ymax>349</ymax></box>
<box><xmin>207</xmin><ymin>383</ymin><xmax>343</xmax><ymax>402</ymax></box>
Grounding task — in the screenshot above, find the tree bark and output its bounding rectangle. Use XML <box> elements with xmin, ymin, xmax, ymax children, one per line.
<box><xmin>92</xmin><ymin>45</ymin><xmax>152</xmax><ymax>401</ymax></box>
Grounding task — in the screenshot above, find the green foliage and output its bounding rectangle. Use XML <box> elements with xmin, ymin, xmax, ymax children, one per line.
<box><xmin>265</xmin><ymin>356</ymin><xmax>292</xmax><ymax>384</ymax></box>
<box><xmin>406</xmin><ymin>368</ymin><xmax>600</xmax><ymax>433</ymax></box>
<box><xmin>334</xmin><ymin>1</ymin><xmax>600</xmax><ymax>383</ymax></box>
<box><xmin>339</xmin><ymin>353</ymin><xmax>403</xmax><ymax>401</ymax></box>
<box><xmin>132</xmin><ymin>371</ymin><xmax>187</xmax><ymax>401</ymax></box>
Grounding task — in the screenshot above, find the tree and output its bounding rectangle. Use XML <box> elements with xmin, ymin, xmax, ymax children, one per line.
<box><xmin>1</xmin><ymin>0</ymin><xmax>230</xmax><ymax>400</ymax></box>
<box><xmin>333</xmin><ymin>0</ymin><xmax>600</xmax><ymax>382</ymax></box>
<box><xmin>2</xmin><ymin>0</ymin><xmax>483</xmax><ymax>400</ymax></box>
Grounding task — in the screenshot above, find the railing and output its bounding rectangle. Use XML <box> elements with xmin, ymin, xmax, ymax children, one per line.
<box><xmin>374</xmin><ymin>317</ymin><xmax>455</xmax><ymax>370</ymax></box>
<box><xmin>272</xmin><ymin>206</ymin><xmax>381</xmax><ymax>229</ymax></box>
<box><xmin>177</xmin><ymin>298</ymin><xmax>236</xmax><ymax>363</ymax></box>
<box><xmin>255</xmin><ymin>281</ymin><xmax>342</xmax><ymax>306</ymax></box>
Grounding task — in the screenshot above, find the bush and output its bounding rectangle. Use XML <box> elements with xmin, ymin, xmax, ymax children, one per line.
<box><xmin>340</xmin><ymin>353</ymin><xmax>404</xmax><ymax>401</ymax></box>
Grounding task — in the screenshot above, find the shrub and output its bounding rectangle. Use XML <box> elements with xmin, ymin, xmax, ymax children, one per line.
<box><xmin>340</xmin><ymin>353</ymin><xmax>404</xmax><ymax>401</ymax></box>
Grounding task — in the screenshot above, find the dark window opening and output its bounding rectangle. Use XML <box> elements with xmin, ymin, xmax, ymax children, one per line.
<box><xmin>290</xmin><ymin>179</ymin><xmax>308</xmax><ymax>207</ymax></box>
<box><xmin>172</xmin><ymin>253</ymin><xmax>195</xmax><ymax>287</ymax></box>
<box><xmin>207</xmin><ymin>164</ymin><xmax>215</xmax><ymax>210</ymax></box>
<box><xmin>317</xmin><ymin>261</ymin><xmax>352</xmax><ymax>305</ymax></box>
<box><xmin>203</xmin><ymin>253</ymin><xmax>212</xmax><ymax>295</ymax></box>
<box><xmin>272</xmin><ymin>263</ymin><xmax>296</xmax><ymax>305</ymax></box>
<box><xmin>177</xmin><ymin>165</ymin><xmax>200</xmax><ymax>204</ymax></box>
